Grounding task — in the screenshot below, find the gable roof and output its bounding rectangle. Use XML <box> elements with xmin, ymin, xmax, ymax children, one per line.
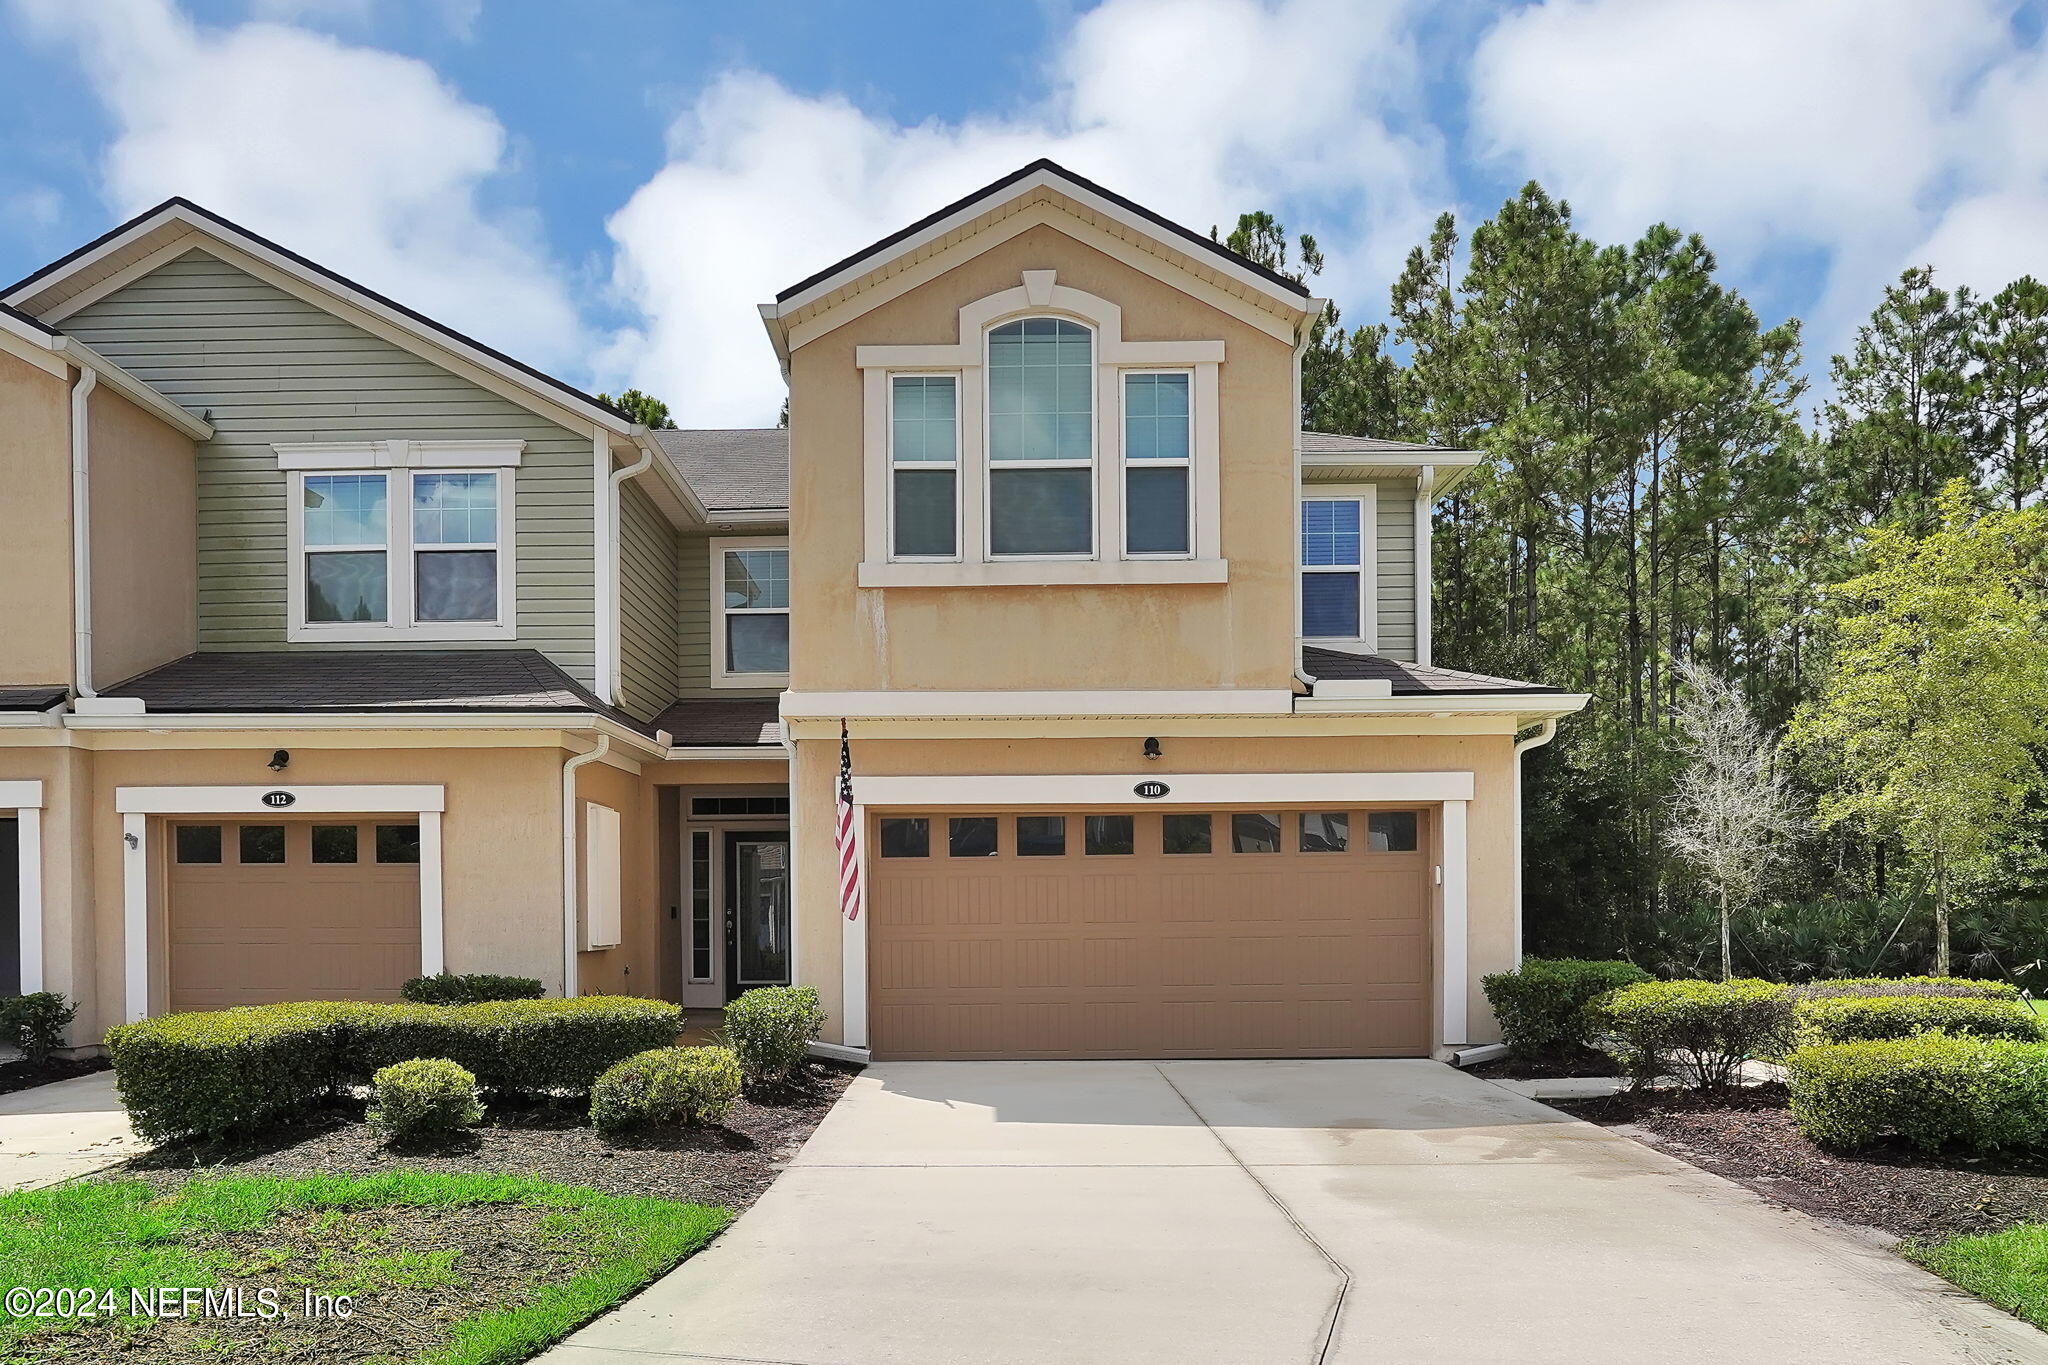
<box><xmin>651</xmin><ymin>428</ymin><xmax>789</xmax><ymax>514</ymax></box>
<box><xmin>3</xmin><ymin>197</ymin><xmax>637</xmax><ymax>438</ymax></box>
<box><xmin>766</xmin><ymin>159</ymin><xmax>1317</xmax><ymax>322</ymax></box>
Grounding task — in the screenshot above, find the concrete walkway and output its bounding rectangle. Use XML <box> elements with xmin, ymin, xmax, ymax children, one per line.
<box><xmin>0</xmin><ymin>1070</ymin><xmax>142</xmax><ymax>1191</ymax></box>
<box><xmin>548</xmin><ymin>1060</ymin><xmax>2048</xmax><ymax>1365</ymax></box>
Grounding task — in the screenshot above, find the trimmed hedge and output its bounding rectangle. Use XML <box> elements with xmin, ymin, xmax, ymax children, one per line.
<box><xmin>1587</xmin><ymin>978</ymin><xmax>1794</xmax><ymax>1091</ymax></box>
<box><xmin>1792</xmin><ymin>976</ymin><xmax>2022</xmax><ymax>1002</ymax></box>
<box><xmin>367</xmin><ymin>1058</ymin><xmax>484</xmax><ymax>1142</ymax></box>
<box><xmin>107</xmin><ymin>996</ymin><xmax>682</xmax><ymax>1142</ymax></box>
<box><xmin>0</xmin><ymin>992</ymin><xmax>77</xmax><ymax>1066</ymax></box>
<box><xmin>400</xmin><ymin>973</ymin><xmax>545</xmax><ymax>1006</ymax></box>
<box><xmin>1794</xmin><ymin>995</ymin><xmax>2044</xmax><ymax>1047</ymax></box>
<box><xmin>590</xmin><ymin>1047</ymin><xmax>742</xmax><ymax>1133</ymax></box>
<box><xmin>722</xmin><ymin>986</ymin><xmax>824</xmax><ymax>1087</ymax></box>
<box><xmin>1481</xmin><ymin>959</ymin><xmax>1651</xmax><ymax>1058</ymax></box>
<box><xmin>1785</xmin><ymin>1034</ymin><xmax>2048</xmax><ymax>1152</ymax></box>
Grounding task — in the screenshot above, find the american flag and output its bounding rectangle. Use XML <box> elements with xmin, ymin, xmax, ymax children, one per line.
<box><xmin>835</xmin><ymin>720</ymin><xmax>861</xmax><ymax>921</ymax></box>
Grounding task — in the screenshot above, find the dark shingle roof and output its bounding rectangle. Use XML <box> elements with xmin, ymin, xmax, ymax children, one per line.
<box><xmin>0</xmin><ymin>685</ymin><xmax>67</xmax><ymax>712</ymax></box>
<box><xmin>651</xmin><ymin>696</ymin><xmax>781</xmax><ymax>747</ymax></box>
<box><xmin>653</xmin><ymin>428</ymin><xmax>788</xmax><ymax>513</ymax></box>
<box><xmin>111</xmin><ymin>650</ymin><xmax>650</xmax><ymax>726</ymax></box>
<box><xmin>1299</xmin><ymin>432</ymin><xmax>1476</xmax><ymax>457</ymax></box>
<box><xmin>1300</xmin><ymin>647</ymin><xmax>1562</xmax><ymax>695</ymax></box>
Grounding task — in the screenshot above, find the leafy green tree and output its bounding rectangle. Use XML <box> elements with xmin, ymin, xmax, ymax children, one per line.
<box><xmin>1790</xmin><ymin>482</ymin><xmax>2048</xmax><ymax>972</ymax></box>
<box><xmin>597</xmin><ymin>388</ymin><xmax>676</xmax><ymax>429</ymax></box>
<box><xmin>1970</xmin><ymin>276</ymin><xmax>2048</xmax><ymax>510</ymax></box>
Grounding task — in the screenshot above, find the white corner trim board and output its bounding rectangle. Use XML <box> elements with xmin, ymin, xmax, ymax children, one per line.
<box><xmin>1440</xmin><ymin>798</ymin><xmax>1470</xmax><ymax>1047</ymax></box>
<box><xmin>3</xmin><ymin>782</ymin><xmax>44</xmax><ymax>995</ymax></box>
<box><xmin>116</xmin><ymin>784</ymin><xmax>446</xmax><ymax>1021</ymax></box>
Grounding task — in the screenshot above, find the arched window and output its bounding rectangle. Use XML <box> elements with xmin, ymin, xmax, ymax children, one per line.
<box><xmin>987</xmin><ymin>317</ymin><xmax>1093</xmax><ymax>556</ymax></box>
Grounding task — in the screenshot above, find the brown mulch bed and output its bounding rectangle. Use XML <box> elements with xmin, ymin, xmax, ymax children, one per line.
<box><xmin>0</xmin><ymin>1053</ymin><xmax>108</xmax><ymax>1098</ymax></box>
<box><xmin>1464</xmin><ymin>1046</ymin><xmax>1621</xmax><ymax>1081</ymax></box>
<box><xmin>1556</xmin><ymin>1084</ymin><xmax>2048</xmax><ymax>1242</ymax></box>
<box><xmin>122</xmin><ymin>1061</ymin><xmax>859</xmax><ymax>1208</ymax></box>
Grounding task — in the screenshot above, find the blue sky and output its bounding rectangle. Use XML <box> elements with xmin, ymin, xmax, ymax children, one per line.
<box><xmin>4</xmin><ymin>0</ymin><xmax>2045</xmax><ymax>426</ymax></box>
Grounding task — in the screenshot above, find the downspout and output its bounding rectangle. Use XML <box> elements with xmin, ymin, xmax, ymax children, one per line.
<box><xmin>561</xmin><ymin>733</ymin><xmax>610</xmax><ymax>998</ymax></box>
<box><xmin>1290</xmin><ymin>301</ymin><xmax>1325</xmax><ymax>688</ymax></box>
<box><xmin>1511</xmin><ymin>718</ymin><xmax>1559</xmax><ymax>965</ymax></box>
<box><xmin>591</xmin><ymin>427</ymin><xmax>656</xmax><ymax>707</ymax></box>
<box><xmin>69</xmin><ymin>366</ymin><xmax>99</xmax><ymax>697</ymax></box>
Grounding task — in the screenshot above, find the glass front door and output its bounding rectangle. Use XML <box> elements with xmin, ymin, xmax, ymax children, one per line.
<box><xmin>725</xmin><ymin>830</ymin><xmax>791</xmax><ymax>997</ymax></box>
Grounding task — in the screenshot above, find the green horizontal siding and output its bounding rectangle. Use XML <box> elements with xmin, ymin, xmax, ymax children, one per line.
<box><xmin>617</xmin><ymin>480</ymin><xmax>681</xmax><ymax>721</ymax></box>
<box><xmin>1375</xmin><ymin>484</ymin><xmax>1417</xmax><ymax>661</ymax></box>
<box><xmin>60</xmin><ymin>250</ymin><xmax>596</xmax><ymax>681</ymax></box>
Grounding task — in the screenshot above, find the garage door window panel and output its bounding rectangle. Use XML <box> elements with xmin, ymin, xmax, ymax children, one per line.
<box><xmin>239</xmin><ymin>825</ymin><xmax>287</xmax><ymax>865</ymax></box>
<box><xmin>879</xmin><ymin>818</ymin><xmax>929</xmax><ymax>858</ymax></box>
<box><xmin>1016</xmin><ymin>816</ymin><xmax>1066</xmax><ymax>857</ymax></box>
<box><xmin>376</xmin><ymin>824</ymin><xmax>421</xmax><ymax>864</ymax></box>
<box><xmin>1369</xmin><ymin>811</ymin><xmax>1419</xmax><ymax>852</ymax></box>
<box><xmin>175</xmin><ymin>824</ymin><xmax>222</xmax><ymax>864</ymax></box>
<box><xmin>1084</xmin><ymin>815</ymin><xmax>1134</xmax><ymax>855</ymax></box>
<box><xmin>1231</xmin><ymin>813</ymin><xmax>1282</xmax><ymax>853</ymax></box>
<box><xmin>1162</xmin><ymin>813</ymin><xmax>1211</xmax><ymax>854</ymax></box>
<box><xmin>1301</xmin><ymin>813</ymin><xmax>1349</xmax><ymax>853</ymax></box>
<box><xmin>948</xmin><ymin>817</ymin><xmax>999</xmax><ymax>858</ymax></box>
<box><xmin>311</xmin><ymin>825</ymin><xmax>359</xmax><ymax>864</ymax></box>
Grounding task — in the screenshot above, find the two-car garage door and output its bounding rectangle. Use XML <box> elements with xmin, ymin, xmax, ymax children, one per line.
<box><xmin>866</xmin><ymin>806</ymin><xmax>1431</xmax><ymax>1060</ymax></box>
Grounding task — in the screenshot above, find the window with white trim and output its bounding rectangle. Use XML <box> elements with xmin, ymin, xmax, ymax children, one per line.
<box><xmin>1301</xmin><ymin>497</ymin><xmax>1365</xmax><ymax>639</ymax></box>
<box><xmin>890</xmin><ymin>374</ymin><xmax>958</xmax><ymax>558</ymax></box>
<box><xmin>987</xmin><ymin>317</ymin><xmax>1093</xmax><ymax>557</ymax></box>
<box><xmin>292</xmin><ymin>465</ymin><xmax>512</xmax><ymax>639</ymax></box>
<box><xmin>1122</xmin><ymin>371</ymin><xmax>1191</xmax><ymax>556</ymax></box>
<box><xmin>711</xmin><ymin>538</ymin><xmax>790</xmax><ymax>685</ymax></box>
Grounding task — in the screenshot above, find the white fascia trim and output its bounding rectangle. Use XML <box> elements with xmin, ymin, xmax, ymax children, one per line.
<box><xmin>0</xmin><ymin>707</ymin><xmax>65</xmax><ymax>729</ymax></box>
<box><xmin>664</xmin><ymin>746</ymin><xmax>790</xmax><ymax>762</ymax></box>
<box><xmin>274</xmin><ymin>439</ymin><xmax>524</xmax><ymax>470</ymax></box>
<box><xmin>116</xmin><ymin>783</ymin><xmax>446</xmax><ymax>815</ymax></box>
<box><xmin>63</xmin><ymin>710</ymin><xmax>671</xmax><ymax>757</ymax></box>
<box><xmin>852</xmin><ymin>770</ymin><xmax>1474</xmax><ymax>807</ymax></box>
<box><xmin>767</xmin><ymin>166</ymin><xmax>1315</xmax><ymax>320</ymax></box>
<box><xmin>49</xmin><ymin>337</ymin><xmax>213</xmax><ymax>439</ymax></box>
<box><xmin>782</xmin><ymin>689</ymin><xmax>1296</xmax><ymax>721</ymax></box>
<box><xmin>1292</xmin><ymin>692</ymin><xmax>1593</xmax><ymax>719</ymax></box>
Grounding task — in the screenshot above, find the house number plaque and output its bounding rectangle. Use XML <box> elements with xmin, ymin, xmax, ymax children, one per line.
<box><xmin>1133</xmin><ymin>780</ymin><xmax>1170</xmax><ymax>800</ymax></box>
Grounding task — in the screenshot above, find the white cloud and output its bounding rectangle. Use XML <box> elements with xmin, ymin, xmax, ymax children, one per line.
<box><xmin>601</xmin><ymin>0</ymin><xmax>1446</xmax><ymax>427</ymax></box>
<box><xmin>11</xmin><ymin>0</ymin><xmax>582</xmax><ymax>368</ymax></box>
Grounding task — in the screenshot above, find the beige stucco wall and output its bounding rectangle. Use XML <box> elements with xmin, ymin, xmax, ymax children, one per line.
<box><xmin>789</xmin><ymin>727</ymin><xmax>1519</xmax><ymax>1051</ymax></box>
<box><xmin>785</xmin><ymin>221</ymin><xmax>1303</xmax><ymax>693</ymax></box>
<box><xmin>88</xmin><ymin>385</ymin><xmax>197</xmax><ymax>689</ymax></box>
<box><xmin>0</xmin><ymin>351</ymin><xmax>76</xmax><ymax>687</ymax></box>
<box><xmin>574</xmin><ymin>757</ymin><xmax>661</xmax><ymax>999</ymax></box>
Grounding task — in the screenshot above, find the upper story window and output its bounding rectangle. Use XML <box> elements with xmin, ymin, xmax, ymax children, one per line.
<box><xmin>856</xmin><ymin>271</ymin><xmax>1227</xmax><ymax>588</ymax></box>
<box><xmin>712</xmin><ymin>538</ymin><xmax>789</xmax><ymax>687</ymax></box>
<box><xmin>1301</xmin><ymin>495</ymin><xmax>1367</xmax><ymax>641</ymax></box>
<box><xmin>278</xmin><ymin>440</ymin><xmax>520</xmax><ymax>643</ymax></box>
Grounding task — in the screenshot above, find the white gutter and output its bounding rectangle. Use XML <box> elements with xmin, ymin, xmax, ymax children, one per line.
<box><xmin>592</xmin><ymin>428</ymin><xmax>658</xmax><ymax>707</ymax></box>
<box><xmin>68</xmin><ymin>366</ymin><xmax>98</xmax><ymax>698</ymax></box>
<box><xmin>47</xmin><ymin>336</ymin><xmax>212</xmax><ymax>440</ymax></box>
<box><xmin>1290</xmin><ymin>299</ymin><xmax>1326</xmax><ymax>685</ymax></box>
<box><xmin>560</xmin><ymin>733</ymin><xmax>610</xmax><ymax>998</ymax></box>
<box><xmin>1511</xmin><ymin>718</ymin><xmax>1560</xmax><ymax>965</ymax></box>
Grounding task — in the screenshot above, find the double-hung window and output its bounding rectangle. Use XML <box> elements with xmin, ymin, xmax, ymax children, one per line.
<box><xmin>987</xmin><ymin>317</ymin><xmax>1093</xmax><ymax>556</ymax></box>
<box><xmin>1123</xmin><ymin>371</ymin><xmax>1192</xmax><ymax>556</ymax></box>
<box><xmin>890</xmin><ymin>375</ymin><xmax>958</xmax><ymax>558</ymax></box>
<box><xmin>713</xmin><ymin>540</ymin><xmax>790</xmax><ymax>684</ymax></box>
<box><xmin>291</xmin><ymin>455</ymin><xmax>513</xmax><ymax>640</ymax></box>
<box><xmin>1301</xmin><ymin>497</ymin><xmax>1365</xmax><ymax>639</ymax></box>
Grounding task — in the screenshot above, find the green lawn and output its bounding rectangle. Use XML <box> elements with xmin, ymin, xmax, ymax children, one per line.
<box><xmin>0</xmin><ymin>1172</ymin><xmax>729</xmax><ymax>1364</ymax></box>
<box><xmin>1907</xmin><ymin>1224</ymin><xmax>2048</xmax><ymax>1329</ymax></box>
<box><xmin>2029</xmin><ymin>999</ymin><xmax>2048</xmax><ymax>1021</ymax></box>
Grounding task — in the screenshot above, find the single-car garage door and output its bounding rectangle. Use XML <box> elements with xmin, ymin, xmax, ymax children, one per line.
<box><xmin>167</xmin><ymin>819</ymin><xmax>422</xmax><ymax>1012</ymax></box>
<box><xmin>866</xmin><ymin>807</ymin><xmax>1431</xmax><ymax>1060</ymax></box>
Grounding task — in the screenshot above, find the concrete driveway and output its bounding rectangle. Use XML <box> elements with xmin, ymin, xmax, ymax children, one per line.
<box><xmin>0</xmin><ymin>1071</ymin><xmax>141</xmax><ymax>1191</ymax></box>
<box><xmin>549</xmin><ymin>1060</ymin><xmax>2048</xmax><ymax>1365</ymax></box>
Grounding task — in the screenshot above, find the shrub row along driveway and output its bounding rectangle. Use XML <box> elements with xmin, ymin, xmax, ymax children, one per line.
<box><xmin>545</xmin><ymin>1060</ymin><xmax>2046</xmax><ymax>1365</ymax></box>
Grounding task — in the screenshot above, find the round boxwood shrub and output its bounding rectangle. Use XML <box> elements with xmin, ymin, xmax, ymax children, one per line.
<box><xmin>401</xmin><ymin>973</ymin><xmax>545</xmax><ymax>1006</ymax></box>
<box><xmin>722</xmin><ymin>985</ymin><xmax>825</xmax><ymax>1088</ymax></box>
<box><xmin>1587</xmin><ymin>978</ymin><xmax>1794</xmax><ymax>1091</ymax></box>
<box><xmin>1794</xmin><ymin>995</ymin><xmax>2044</xmax><ymax>1047</ymax></box>
<box><xmin>1481</xmin><ymin>959</ymin><xmax>1651</xmax><ymax>1059</ymax></box>
<box><xmin>365</xmin><ymin>1057</ymin><xmax>484</xmax><ymax>1143</ymax></box>
<box><xmin>590</xmin><ymin>1046</ymin><xmax>742</xmax><ymax>1133</ymax></box>
<box><xmin>1785</xmin><ymin>1034</ymin><xmax>2048</xmax><ymax>1153</ymax></box>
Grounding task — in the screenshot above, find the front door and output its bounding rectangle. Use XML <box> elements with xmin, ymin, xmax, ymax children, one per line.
<box><xmin>724</xmin><ymin>830</ymin><xmax>791</xmax><ymax>1000</ymax></box>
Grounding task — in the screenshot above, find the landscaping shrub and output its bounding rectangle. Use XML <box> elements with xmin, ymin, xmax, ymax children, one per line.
<box><xmin>365</xmin><ymin>1058</ymin><xmax>484</xmax><ymax>1142</ymax></box>
<box><xmin>105</xmin><ymin>1006</ymin><xmax>344</xmax><ymax>1142</ymax></box>
<box><xmin>589</xmin><ymin>1046</ymin><xmax>742</xmax><ymax>1133</ymax></box>
<box><xmin>722</xmin><ymin>985</ymin><xmax>824</xmax><ymax>1087</ymax></box>
<box><xmin>340</xmin><ymin>997</ymin><xmax>684</xmax><ymax>1092</ymax></box>
<box><xmin>0</xmin><ymin>992</ymin><xmax>76</xmax><ymax>1066</ymax></box>
<box><xmin>1794</xmin><ymin>994</ymin><xmax>2044</xmax><ymax>1047</ymax></box>
<box><xmin>1792</xmin><ymin>976</ymin><xmax>2022</xmax><ymax>1002</ymax></box>
<box><xmin>1587</xmin><ymin>978</ymin><xmax>1794</xmax><ymax>1090</ymax></box>
<box><xmin>400</xmin><ymin>972</ymin><xmax>545</xmax><ymax>1006</ymax></box>
<box><xmin>1481</xmin><ymin>958</ymin><xmax>1651</xmax><ymax>1059</ymax></box>
<box><xmin>1784</xmin><ymin>1034</ymin><xmax>2048</xmax><ymax>1153</ymax></box>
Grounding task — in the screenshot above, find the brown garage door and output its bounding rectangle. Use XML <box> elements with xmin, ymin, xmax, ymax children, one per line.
<box><xmin>866</xmin><ymin>807</ymin><xmax>1430</xmax><ymax>1060</ymax></box>
<box><xmin>167</xmin><ymin>819</ymin><xmax>421</xmax><ymax>1012</ymax></box>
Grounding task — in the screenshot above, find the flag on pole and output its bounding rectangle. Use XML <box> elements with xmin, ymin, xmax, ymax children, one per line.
<box><xmin>835</xmin><ymin>719</ymin><xmax>861</xmax><ymax>922</ymax></box>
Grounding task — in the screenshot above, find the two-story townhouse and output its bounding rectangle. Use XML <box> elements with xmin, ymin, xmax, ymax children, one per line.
<box><xmin>0</xmin><ymin>161</ymin><xmax>1585</xmax><ymax>1060</ymax></box>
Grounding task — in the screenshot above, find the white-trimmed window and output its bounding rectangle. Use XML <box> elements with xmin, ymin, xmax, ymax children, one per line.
<box><xmin>711</xmin><ymin>537</ymin><xmax>790</xmax><ymax>686</ymax></box>
<box><xmin>890</xmin><ymin>374</ymin><xmax>958</xmax><ymax>559</ymax></box>
<box><xmin>1301</xmin><ymin>496</ymin><xmax>1367</xmax><ymax>640</ymax></box>
<box><xmin>986</xmin><ymin>317</ymin><xmax>1094</xmax><ymax>558</ymax></box>
<box><xmin>1122</xmin><ymin>371</ymin><xmax>1192</xmax><ymax>557</ymax></box>
<box><xmin>280</xmin><ymin>441</ymin><xmax>519</xmax><ymax>642</ymax></box>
